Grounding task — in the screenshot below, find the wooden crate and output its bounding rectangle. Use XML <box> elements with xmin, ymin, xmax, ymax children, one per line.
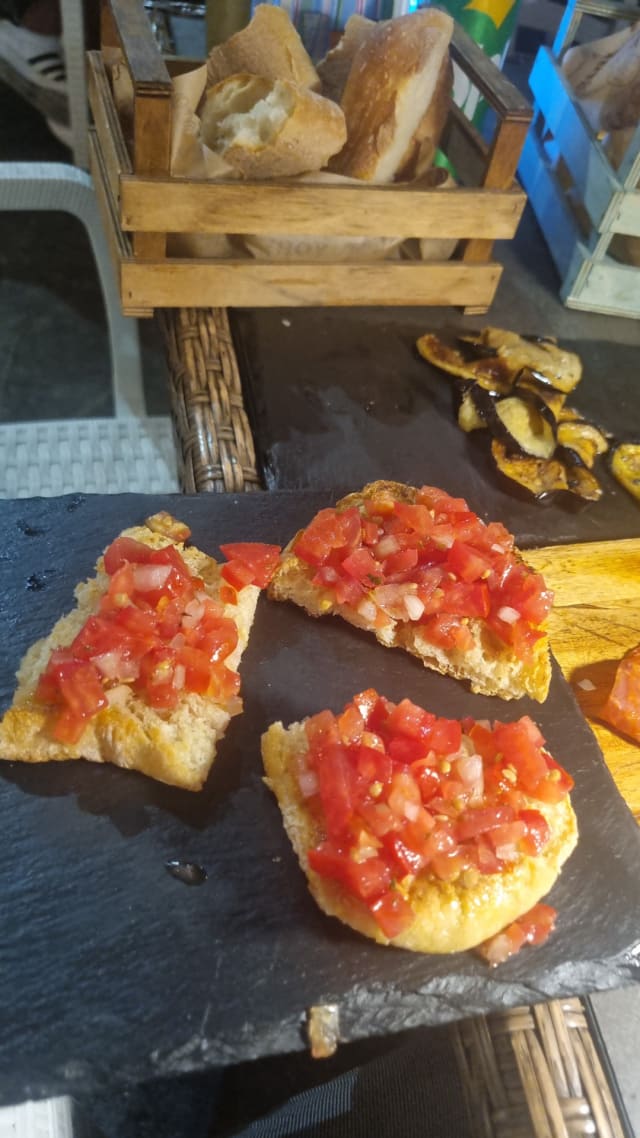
<box><xmin>519</xmin><ymin>0</ymin><xmax>640</xmax><ymax>319</ymax></box>
<box><xmin>90</xmin><ymin>0</ymin><xmax>532</xmax><ymax>317</ymax></box>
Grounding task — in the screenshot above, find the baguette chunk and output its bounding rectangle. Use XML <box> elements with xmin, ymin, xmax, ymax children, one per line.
<box><xmin>269</xmin><ymin>481</ymin><xmax>553</xmax><ymax>702</ymax></box>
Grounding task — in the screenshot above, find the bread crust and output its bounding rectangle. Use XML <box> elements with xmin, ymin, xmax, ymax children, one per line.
<box><xmin>394</xmin><ymin>53</ymin><xmax>453</xmax><ymax>182</ymax></box>
<box><xmin>206</xmin><ymin>3</ymin><xmax>320</xmax><ymax>91</ymax></box>
<box><xmin>268</xmin><ymin>481</ymin><xmax>552</xmax><ymax>702</ymax></box>
<box><xmin>329</xmin><ymin>10</ymin><xmax>453</xmax><ymax>182</ymax></box>
<box><xmin>200</xmin><ymin>74</ymin><xmax>347</xmax><ymax>179</ymax></box>
<box><xmin>317</xmin><ymin>15</ymin><xmax>378</xmax><ymax>104</ymax></box>
<box><xmin>0</xmin><ymin>524</ymin><xmax>259</xmax><ymax>791</ymax></box>
<box><xmin>262</xmin><ymin>719</ymin><xmax>578</xmax><ymax>954</ymax></box>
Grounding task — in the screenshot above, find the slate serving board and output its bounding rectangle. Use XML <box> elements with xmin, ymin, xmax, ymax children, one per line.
<box><xmin>232</xmin><ymin>307</ymin><xmax>640</xmax><ymax>547</ymax></box>
<box><xmin>1</xmin><ymin>492</ymin><xmax>640</xmax><ymax>1107</ymax></box>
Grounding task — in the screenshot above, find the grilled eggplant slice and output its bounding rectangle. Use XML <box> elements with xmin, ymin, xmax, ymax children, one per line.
<box><xmin>416</xmin><ymin>333</ymin><xmax>513</xmax><ymax>395</ymax></box>
<box><xmin>417</xmin><ymin>328</ymin><xmax>581</xmax><ymax>394</ymax></box>
<box><xmin>457</xmin><ymin>387</ymin><xmax>486</xmax><ymax>432</ymax></box>
<box><xmin>513</xmin><ymin>369</ymin><xmax>567</xmax><ymax>422</ymax></box>
<box><xmin>480</xmin><ymin>328</ymin><xmax>582</xmax><ymax>393</ymax></box>
<box><xmin>610</xmin><ymin>442</ymin><xmax>640</xmax><ymax>503</ymax></box>
<box><xmin>491</xmin><ymin>440</ymin><xmax>569</xmax><ymax>499</ymax></box>
<box><xmin>564</xmin><ymin>462</ymin><xmax>603</xmax><ymax>502</ymax></box>
<box><xmin>491</xmin><ymin>395</ymin><xmax>556</xmax><ymax>460</ymax></box>
<box><xmin>556</xmin><ymin>421</ymin><xmax>609</xmax><ymax>469</ymax></box>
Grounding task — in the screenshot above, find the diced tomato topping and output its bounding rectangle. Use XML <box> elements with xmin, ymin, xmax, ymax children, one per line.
<box><xmin>369</xmin><ymin>891</ymin><xmax>415</xmax><ymax>939</ymax></box>
<box><xmin>294</xmin><ymin>507</ymin><xmax>361</xmax><ymax>566</ymax></box>
<box><xmin>477</xmin><ymin>902</ymin><xmax>557</xmax><ymax>965</ymax></box>
<box><xmin>35</xmin><ymin>526</ymin><xmax>243</xmax><ymax>742</ymax></box>
<box><xmin>518</xmin><ymin>809</ymin><xmax>551</xmax><ymax>854</ymax></box>
<box><xmin>341</xmin><ymin>547</ymin><xmax>384</xmax><ymax>586</ymax></box>
<box><xmin>103</xmin><ymin>537</ymin><xmax>152</xmax><ymax>575</ymax></box>
<box><xmin>492</xmin><ymin>717</ymin><xmax>549</xmax><ymax>796</ymax></box>
<box><xmin>308</xmin><ymin>843</ymin><xmax>393</xmax><ymax>902</ymax></box>
<box><xmin>302</xmin><ymin>691</ymin><xmax>572</xmax><ymax>952</ymax></box>
<box><xmin>289</xmin><ymin>486</ymin><xmax>551</xmax><ymax>664</ymax></box>
<box><xmin>221</xmin><ymin>558</ymin><xmax>255</xmax><ymax>591</ymax></box>
<box><xmin>445</xmin><ymin>541</ymin><xmax>493</xmax><ymax>584</ymax></box>
<box><xmin>386</xmin><ymin>698</ymin><xmax>436</xmax><ymax>740</ymax></box>
<box><xmin>421</xmin><ymin>613</ymin><xmax>474</xmax><ymax>653</ymax></box>
<box><xmin>219</xmin><ymin>542</ymin><xmax>281</xmax><ymax>589</ymax></box>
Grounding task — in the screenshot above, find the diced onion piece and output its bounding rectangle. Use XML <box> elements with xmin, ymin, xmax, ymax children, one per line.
<box><xmin>93</xmin><ymin>650</ymin><xmax>139</xmax><ymax>683</ymax></box>
<box><xmin>173</xmin><ymin>664</ymin><xmax>186</xmax><ymax>691</ymax></box>
<box><xmin>455</xmin><ymin>753</ymin><xmax>484</xmax><ymax>801</ymax></box>
<box><xmin>298</xmin><ymin>770</ymin><xmax>319</xmax><ymax>799</ymax></box>
<box><xmin>170</xmin><ymin>633</ymin><xmax>186</xmax><ymax>650</ymax></box>
<box><xmin>497</xmin><ymin>605</ymin><xmax>520</xmax><ymax>624</ymax></box>
<box><xmin>182</xmin><ymin>599</ymin><xmax>205</xmax><ymax>629</ymax></box>
<box><xmin>357</xmin><ymin>598</ymin><xmax>378</xmax><ymax>623</ymax></box>
<box><xmin>404</xmin><ymin>594</ymin><xmax>425</xmax><ymax>621</ymax></box>
<box><xmin>374</xmin><ymin>535</ymin><xmax>400</xmax><ymax>558</ymax></box>
<box><xmin>404</xmin><ymin>801</ymin><xmax>420</xmax><ymax>822</ymax></box>
<box><xmin>132</xmin><ymin>564</ymin><xmax>172</xmax><ymax>592</ymax></box>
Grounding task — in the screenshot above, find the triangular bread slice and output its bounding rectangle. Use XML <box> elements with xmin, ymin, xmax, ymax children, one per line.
<box><xmin>0</xmin><ymin>515</ymin><xmax>260</xmax><ymax>790</ymax></box>
<box><xmin>268</xmin><ymin>481</ymin><xmax>553</xmax><ymax>702</ymax></box>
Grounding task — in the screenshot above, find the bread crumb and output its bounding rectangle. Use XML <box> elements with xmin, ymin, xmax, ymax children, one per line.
<box><xmin>307</xmin><ymin>1004</ymin><xmax>340</xmax><ymax>1059</ymax></box>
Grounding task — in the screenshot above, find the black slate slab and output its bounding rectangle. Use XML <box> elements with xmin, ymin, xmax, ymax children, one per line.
<box><xmin>232</xmin><ymin>307</ymin><xmax>640</xmax><ymax>547</ymax></box>
<box><xmin>1</xmin><ymin>493</ymin><xmax>640</xmax><ymax>1107</ymax></box>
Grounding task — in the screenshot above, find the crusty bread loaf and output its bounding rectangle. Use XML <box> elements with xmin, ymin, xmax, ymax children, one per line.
<box><xmin>200</xmin><ymin>73</ymin><xmax>347</xmax><ymax>179</ymax></box>
<box><xmin>262</xmin><ymin>718</ymin><xmax>577</xmax><ymax>953</ymax></box>
<box><xmin>329</xmin><ymin>9</ymin><xmax>454</xmax><ymax>183</ymax></box>
<box><xmin>562</xmin><ymin>21</ymin><xmax>640</xmax><ymax>132</ymax></box>
<box><xmin>0</xmin><ymin>522</ymin><xmax>259</xmax><ymax>791</ymax></box>
<box><xmin>316</xmin><ymin>14</ymin><xmax>378</xmax><ymax>104</ymax></box>
<box><xmin>268</xmin><ymin>480</ymin><xmax>553</xmax><ymax>702</ymax></box>
<box><xmin>394</xmin><ymin>52</ymin><xmax>453</xmax><ymax>181</ymax></box>
<box><xmin>206</xmin><ymin>3</ymin><xmax>320</xmax><ymax>91</ymax></box>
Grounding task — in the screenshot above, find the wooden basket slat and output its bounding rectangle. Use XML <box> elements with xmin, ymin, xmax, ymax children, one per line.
<box><xmin>120</xmin><ymin>258</ymin><xmax>502</xmax><ymax>311</ymax></box>
<box><xmin>118</xmin><ymin>176</ymin><xmax>525</xmax><ymax>239</ymax></box>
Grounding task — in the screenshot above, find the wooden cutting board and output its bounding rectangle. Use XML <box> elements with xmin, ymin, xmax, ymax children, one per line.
<box><xmin>525</xmin><ymin>538</ymin><xmax>640</xmax><ymax>822</ymax></box>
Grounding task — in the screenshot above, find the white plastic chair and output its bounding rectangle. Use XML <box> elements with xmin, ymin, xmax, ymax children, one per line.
<box><xmin>0</xmin><ymin>0</ymin><xmax>180</xmax><ymax>496</ymax></box>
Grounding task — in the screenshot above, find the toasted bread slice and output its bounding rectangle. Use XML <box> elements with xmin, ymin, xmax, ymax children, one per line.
<box><xmin>262</xmin><ymin>698</ymin><xmax>578</xmax><ymax>955</ymax></box>
<box><xmin>269</xmin><ymin>481</ymin><xmax>553</xmax><ymax>702</ymax></box>
<box><xmin>0</xmin><ymin>517</ymin><xmax>259</xmax><ymax>791</ymax></box>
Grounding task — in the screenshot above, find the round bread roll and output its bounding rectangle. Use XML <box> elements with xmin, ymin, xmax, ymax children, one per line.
<box><xmin>200</xmin><ymin>74</ymin><xmax>347</xmax><ymax>179</ymax></box>
<box><xmin>262</xmin><ymin>715</ymin><xmax>578</xmax><ymax>955</ymax></box>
